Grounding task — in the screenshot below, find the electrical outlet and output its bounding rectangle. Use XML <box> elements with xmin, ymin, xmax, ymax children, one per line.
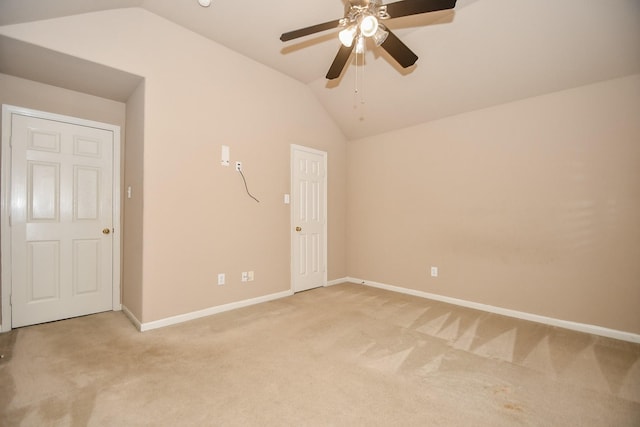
<box><xmin>235</xmin><ymin>161</ymin><xmax>242</xmax><ymax>172</ymax></box>
<box><xmin>248</xmin><ymin>271</ymin><xmax>254</xmax><ymax>281</ymax></box>
<box><xmin>241</xmin><ymin>271</ymin><xmax>248</xmax><ymax>282</ymax></box>
<box><xmin>430</xmin><ymin>266</ymin><xmax>438</xmax><ymax>278</ymax></box>
<box><xmin>217</xmin><ymin>273</ymin><xmax>225</xmax><ymax>285</ymax></box>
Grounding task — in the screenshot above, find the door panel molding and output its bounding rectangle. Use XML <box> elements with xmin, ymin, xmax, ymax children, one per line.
<box><xmin>1</xmin><ymin>104</ymin><xmax>121</xmax><ymax>332</ymax></box>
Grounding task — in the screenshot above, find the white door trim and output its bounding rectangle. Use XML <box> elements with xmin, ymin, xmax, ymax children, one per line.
<box><xmin>1</xmin><ymin>104</ymin><xmax>122</xmax><ymax>332</ymax></box>
<box><xmin>290</xmin><ymin>144</ymin><xmax>327</xmax><ymax>293</ymax></box>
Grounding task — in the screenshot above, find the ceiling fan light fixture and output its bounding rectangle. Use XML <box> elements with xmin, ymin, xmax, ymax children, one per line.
<box><xmin>359</xmin><ymin>15</ymin><xmax>379</xmax><ymax>38</ymax></box>
<box><xmin>197</xmin><ymin>0</ymin><xmax>211</xmax><ymax>7</ymax></box>
<box><xmin>372</xmin><ymin>27</ymin><xmax>389</xmax><ymax>46</ymax></box>
<box><xmin>339</xmin><ymin>25</ymin><xmax>357</xmax><ymax>47</ymax></box>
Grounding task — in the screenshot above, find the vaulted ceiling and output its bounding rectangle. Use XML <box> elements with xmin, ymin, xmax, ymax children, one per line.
<box><xmin>1</xmin><ymin>0</ymin><xmax>639</xmax><ymax>139</ymax></box>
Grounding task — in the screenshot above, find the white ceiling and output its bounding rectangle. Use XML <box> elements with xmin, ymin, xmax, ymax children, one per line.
<box><xmin>1</xmin><ymin>0</ymin><xmax>639</xmax><ymax>140</ymax></box>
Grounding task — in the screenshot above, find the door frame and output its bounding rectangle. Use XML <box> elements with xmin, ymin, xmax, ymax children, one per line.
<box><xmin>1</xmin><ymin>104</ymin><xmax>122</xmax><ymax>332</ymax></box>
<box><xmin>290</xmin><ymin>144</ymin><xmax>328</xmax><ymax>293</ymax></box>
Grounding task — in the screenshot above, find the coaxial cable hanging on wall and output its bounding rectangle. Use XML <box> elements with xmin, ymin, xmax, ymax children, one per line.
<box><xmin>238</xmin><ymin>168</ymin><xmax>259</xmax><ymax>203</ymax></box>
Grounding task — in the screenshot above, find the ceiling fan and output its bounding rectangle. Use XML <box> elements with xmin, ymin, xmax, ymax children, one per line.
<box><xmin>280</xmin><ymin>0</ymin><xmax>457</xmax><ymax>80</ymax></box>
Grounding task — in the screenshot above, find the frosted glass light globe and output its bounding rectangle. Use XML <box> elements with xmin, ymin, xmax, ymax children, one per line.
<box><xmin>339</xmin><ymin>26</ymin><xmax>357</xmax><ymax>47</ymax></box>
<box><xmin>360</xmin><ymin>15</ymin><xmax>379</xmax><ymax>37</ymax></box>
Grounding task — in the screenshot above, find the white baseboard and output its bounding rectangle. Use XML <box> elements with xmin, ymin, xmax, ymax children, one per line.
<box><xmin>121</xmin><ymin>305</ymin><xmax>143</xmax><ymax>331</ymax></box>
<box><xmin>133</xmin><ymin>290</ymin><xmax>294</xmax><ymax>332</ymax></box>
<box><xmin>326</xmin><ymin>277</ymin><xmax>349</xmax><ymax>287</ymax></box>
<box><xmin>345</xmin><ymin>277</ymin><xmax>640</xmax><ymax>344</ymax></box>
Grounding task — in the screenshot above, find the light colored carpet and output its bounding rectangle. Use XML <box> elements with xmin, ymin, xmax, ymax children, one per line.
<box><xmin>1</xmin><ymin>283</ymin><xmax>639</xmax><ymax>426</ymax></box>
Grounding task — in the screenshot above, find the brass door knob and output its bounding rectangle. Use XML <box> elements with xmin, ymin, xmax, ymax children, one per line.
<box><xmin>295</xmin><ymin>226</ymin><xmax>302</xmax><ymax>232</ymax></box>
<box><xmin>102</xmin><ymin>228</ymin><xmax>111</xmax><ymax>235</ymax></box>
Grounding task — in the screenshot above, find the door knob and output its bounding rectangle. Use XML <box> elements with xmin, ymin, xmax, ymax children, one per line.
<box><xmin>295</xmin><ymin>226</ymin><xmax>302</xmax><ymax>232</ymax></box>
<box><xmin>102</xmin><ymin>228</ymin><xmax>111</xmax><ymax>235</ymax></box>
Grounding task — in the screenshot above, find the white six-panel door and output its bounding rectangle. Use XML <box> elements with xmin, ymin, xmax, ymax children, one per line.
<box><xmin>291</xmin><ymin>145</ymin><xmax>327</xmax><ymax>293</ymax></box>
<box><xmin>8</xmin><ymin>112</ymin><xmax>116</xmax><ymax>328</ymax></box>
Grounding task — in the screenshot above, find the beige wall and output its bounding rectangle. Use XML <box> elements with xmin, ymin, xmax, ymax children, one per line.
<box><xmin>347</xmin><ymin>74</ymin><xmax>640</xmax><ymax>334</ymax></box>
<box><xmin>0</xmin><ymin>9</ymin><xmax>348</xmax><ymax>324</ymax></box>
<box><xmin>0</xmin><ymin>73</ymin><xmax>126</xmax><ymax>325</ymax></box>
<box><xmin>122</xmin><ymin>81</ymin><xmax>145</xmax><ymax>320</ymax></box>
<box><xmin>4</xmin><ymin>9</ymin><xmax>636</xmax><ymax>336</ymax></box>
<box><xmin>0</xmin><ymin>73</ymin><xmax>126</xmax><ymax>126</ymax></box>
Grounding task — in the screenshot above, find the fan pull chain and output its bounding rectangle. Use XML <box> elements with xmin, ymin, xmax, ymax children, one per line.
<box><xmin>360</xmin><ymin>53</ymin><xmax>364</xmax><ymax>100</ymax></box>
<box><xmin>354</xmin><ymin>46</ymin><xmax>366</xmax><ymax>121</ymax></box>
<box><xmin>353</xmin><ymin>50</ymin><xmax>358</xmax><ymax>110</ymax></box>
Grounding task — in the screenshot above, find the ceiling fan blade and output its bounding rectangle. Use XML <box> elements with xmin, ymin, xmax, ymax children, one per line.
<box><xmin>385</xmin><ymin>0</ymin><xmax>457</xmax><ymax>18</ymax></box>
<box><xmin>380</xmin><ymin>29</ymin><xmax>418</xmax><ymax>68</ymax></box>
<box><xmin>326</xmin><ymin>44</ymin><xmax>355</xmax><ymax>80</ymax></box>
<box><xmin>280</xmin><ymin>19</ymin><xmax>342</xmax><ymax>42</ymax></box>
